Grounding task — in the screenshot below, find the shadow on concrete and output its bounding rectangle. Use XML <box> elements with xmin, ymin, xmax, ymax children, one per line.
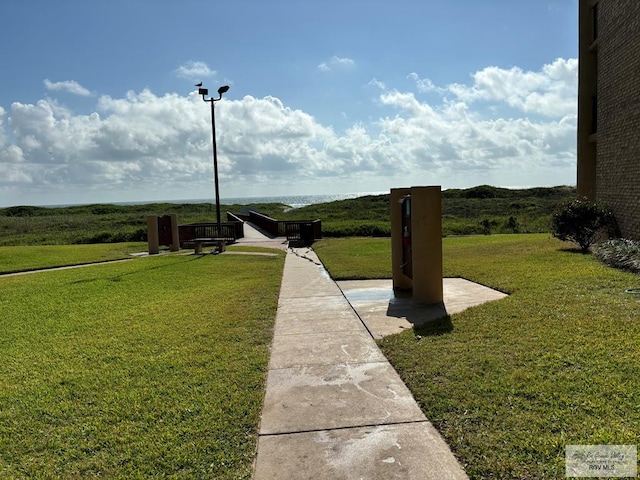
<box><xmin>386</xmin><ymin>295</ymin><xmax>450</xmax><ymax>329</ymax></box>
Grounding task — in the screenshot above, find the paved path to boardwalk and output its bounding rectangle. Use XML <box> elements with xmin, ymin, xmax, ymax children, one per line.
<box><xmin>252</xmin><ymin>246</ymin><xmax>469</xmax><ymax>479</ymax></box>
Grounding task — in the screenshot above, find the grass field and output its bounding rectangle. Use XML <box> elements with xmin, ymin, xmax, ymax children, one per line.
<box><xmin>0</xmin><ymin>249</ymin><xmax>285</xmax><ymax>479</ymax></box>
<box><xmin>0</xmin><ymin>243</ymin><xmax>146</xmax><ymax>274</ymax></box>
<box><xmin>315</xmin><ymin>235</ymin><xmax>640</xmax><ymax>478</ymax></box>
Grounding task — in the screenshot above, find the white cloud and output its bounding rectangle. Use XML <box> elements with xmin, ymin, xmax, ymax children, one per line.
<box><xmin>0</xmin><ymin>58</ymin><xmax>578</xmax><ymax>205</ymax></box>
<box><xmin>378</xmin><ymin>92</ymin><xmax>575</xmax><ymax>174</ymax></box>
<box><xmin>407</xmin><ymin>73</ymin><xmax>442</xmax><ymax>94</ymax></box>
<box><xmin>43</xmin><ymin>79</ymin><xmax>92</xmax><ymax>97</ymax></box>
<box><xmin>368</xmin><ymin>78</ymin><xmax>386</xmax><ymax>90</ymax></box>
<box><xmin>0</xmin><ymin>106</ymin><xmax>6</xmax><ymax>147</ymax></box>
<box><xmin>318</xmin><ymin>56</ymin><xmax>355</xmax><ymax>72</ymax></box>
<box><xmin>175</xmin><ymin>60</ymin><xmax>216</xmax><ymax>80</ymax></box>
<box><xmin>445</xmin><ymin>57</ymin><xmax>577</xmax><ymax>117</ymax></box>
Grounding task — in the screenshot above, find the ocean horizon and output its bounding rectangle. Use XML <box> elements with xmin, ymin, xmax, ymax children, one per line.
<box><xmin>42</xmin><ymin>192</ymin><xmax>387</xmax><ymax>210</ymax></box>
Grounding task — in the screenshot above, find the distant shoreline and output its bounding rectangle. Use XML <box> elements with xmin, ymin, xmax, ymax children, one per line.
<box><xmin>37</xmin><ymin>192</ymin><xmax>387</xmax><ymax>210</ymax></box>
<box><xmin>4</xmin><ymin>185</ymin><xmax>577</xmax><ymax>210</ymax></box>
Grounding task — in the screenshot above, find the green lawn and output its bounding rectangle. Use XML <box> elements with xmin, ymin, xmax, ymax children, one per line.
<box><xmin>313</xmin><ymin>237</ymin><xmax>392</xmax><ymax>279</ymax></box>
<box><xmin>315</xmin><ymin>234</ymin><xmax>640</xmax><ymax>479</ymax></box>
<box><xmin>0</xmin><ymin>243</ymin><xmax>147</xmax><ymax>274</ymax></box>
<box><xmin>0</xmin><ymin>250</ymin><xmax>285</xmax><ymax>479</ymax></box>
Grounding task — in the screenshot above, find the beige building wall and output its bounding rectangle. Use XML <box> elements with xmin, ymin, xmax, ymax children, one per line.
<box><xmin>578</xmin><ymin>0</ymin><xmax>640</xmax><ymax>240</ymax></box>
<box><xmin>594</xmin><ymin>0</ymin><xmax>640</xmax><ymax>240</ymax></box>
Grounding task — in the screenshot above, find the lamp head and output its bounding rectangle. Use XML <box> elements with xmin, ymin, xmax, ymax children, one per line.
<box><xmin>198</xmin><ymin>88</ymin><xmax>209</xmax><ymax>96</ymax></box>
<box><xmin>217</xmin><ymin>85</ymin><xmax>230</xmax><ymax>96</ymax></box>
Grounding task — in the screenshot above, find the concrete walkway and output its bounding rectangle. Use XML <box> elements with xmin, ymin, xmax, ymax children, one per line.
<box><xmin>253</xmin><ymin>247</ymin><xmax>469</xmax><ymax>479</ymax></box>
<box><xmin>235</xmin><ymin>222</ymin><xmax>289</xmax><ymax>250</ymax></box>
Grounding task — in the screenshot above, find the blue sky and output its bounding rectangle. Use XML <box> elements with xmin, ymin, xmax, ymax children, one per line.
<box><xmin>0</xmin><ymin>0</ymin><xmax>578</xmax><ymax>206</ymax></box>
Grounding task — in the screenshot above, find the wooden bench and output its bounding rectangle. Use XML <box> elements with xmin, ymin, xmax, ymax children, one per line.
<box><xmin>192</xmin><ymin>237</ymin><xmax>227</xmax><ymax>254</ymax></box>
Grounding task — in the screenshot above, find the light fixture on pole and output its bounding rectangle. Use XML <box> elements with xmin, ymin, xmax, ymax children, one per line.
<box><xmin>198</xmin><ymin>83</ymin><xmax>230</xmax><ymax>236</ymax></box>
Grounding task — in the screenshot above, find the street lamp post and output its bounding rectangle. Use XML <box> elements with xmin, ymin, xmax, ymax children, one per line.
<box><xmin>199</xmin><ymin>84</ymin><xmax>230</xmax><ymax>236</ymax></box>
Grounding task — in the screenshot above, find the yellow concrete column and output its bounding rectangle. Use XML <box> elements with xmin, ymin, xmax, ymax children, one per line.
<box><xmin>147</xmin><ymin>215</ymin><xmax>159</xmax><ymax>255</ymax></box>
<box><xmin>169</xmin><ymin>214</ymin><xmax>180</xmax><ymax>252</ymax></box>
<box><xmin>410</xmin><ymin>186</ymin><xmax>443</xmax><ymax>304</ymax></box>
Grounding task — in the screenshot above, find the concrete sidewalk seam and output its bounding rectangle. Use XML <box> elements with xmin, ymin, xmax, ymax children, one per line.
<box><xmin>258</xmin><ymin>419</ymin><xmax>433</xmax><ymax>438</ymax></box>
<box><xmin>277</xmin><ymin>294</ymin><xmax>343</xmax><ymax>300</ymax></box>
<box><xmin>264</xmin><ymin>359</ymin><xmax>395</xmax><ymax>372</ymax></box>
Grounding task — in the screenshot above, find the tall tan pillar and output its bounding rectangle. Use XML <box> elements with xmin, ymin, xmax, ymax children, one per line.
<box><xmin>147</xmin><ymin>216</ymin><xmax>159</xmax><ymax>255</ymax></box>
<box><xmin>390</xmin><ymin>186</ymin><xmax>443</xmax><ymax>304</ymax></box>
<box><xmin>169</xmin><ymin>214</ymin><xmax>180</xmax><ymax>252</ymax></box>
<box><xmin>411</xmin><ymin>186</ymin><xmax>443</xmax><ymax>304</ymax></box>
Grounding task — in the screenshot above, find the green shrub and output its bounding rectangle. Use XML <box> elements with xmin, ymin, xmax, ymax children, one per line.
<box><xmin>550</xmin><ymin>199</ymin><xmax>618</xmax><ymax>252</ymax></box>
<box><xmin>505</xmin><ymin>216</ymin><xmax>520</xmax><ymax>233</ymax></box>
<box><xmin>3</xmin><ymin>205</ymin><xmax>49</xmax><ymax>217</ymax></box>
<box><xmin>73</xmin><ymin>228</ymin><xmax>147</xmax><ymax>244</ymax></box>
<box><xmin>443</xmin><ymin>221</ymin><xmax>483</xmax><ymax>236</ymax></box>
<box><xmin>480</xmin><ymin>218</ymin><xmax>500</xmax><ymax>235</ymax></box>
<box><xmin>461</xmin><ymin>184</ymin><xmax>498</xmax><ymax>199</ymax></box>
<box><xmin>594</xmin><ymin>238</ymin><xmax>640</xmax><ymax>274</ymax></box>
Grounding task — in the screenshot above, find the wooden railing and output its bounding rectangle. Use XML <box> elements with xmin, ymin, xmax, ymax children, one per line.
<box><xmin>178</xmin><ymin>212</ymin><xmax>244</xmax><ymax>247</ymax></box>
<box><xmin>247</xmin><ymin>211</ymin><xmax>279</xmax><ymax>236</ymax></box>
<box><xmin>248</xmin><ymin>211</ymin><xmax>321</xmax><ymax>245</ymax></box>
<box><xmin>284</xmin><ymin>221</ymin><xmax>321</xmax><ymax>245</ymax></box>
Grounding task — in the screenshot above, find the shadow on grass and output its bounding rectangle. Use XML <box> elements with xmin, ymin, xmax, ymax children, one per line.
<box><xmin>413</xmin><ymin>314</ymin><xmax>454</xmax><ymax>337</ymax></box>
<box><xmin>558</xmin><ymin>246</ymin><xmax>591</xmax><ymax>254</ymax></box>
<box><xmin>70</xmin><ymin>255</ymin><xmax>203</xmax><ymax>285</ymax></box>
